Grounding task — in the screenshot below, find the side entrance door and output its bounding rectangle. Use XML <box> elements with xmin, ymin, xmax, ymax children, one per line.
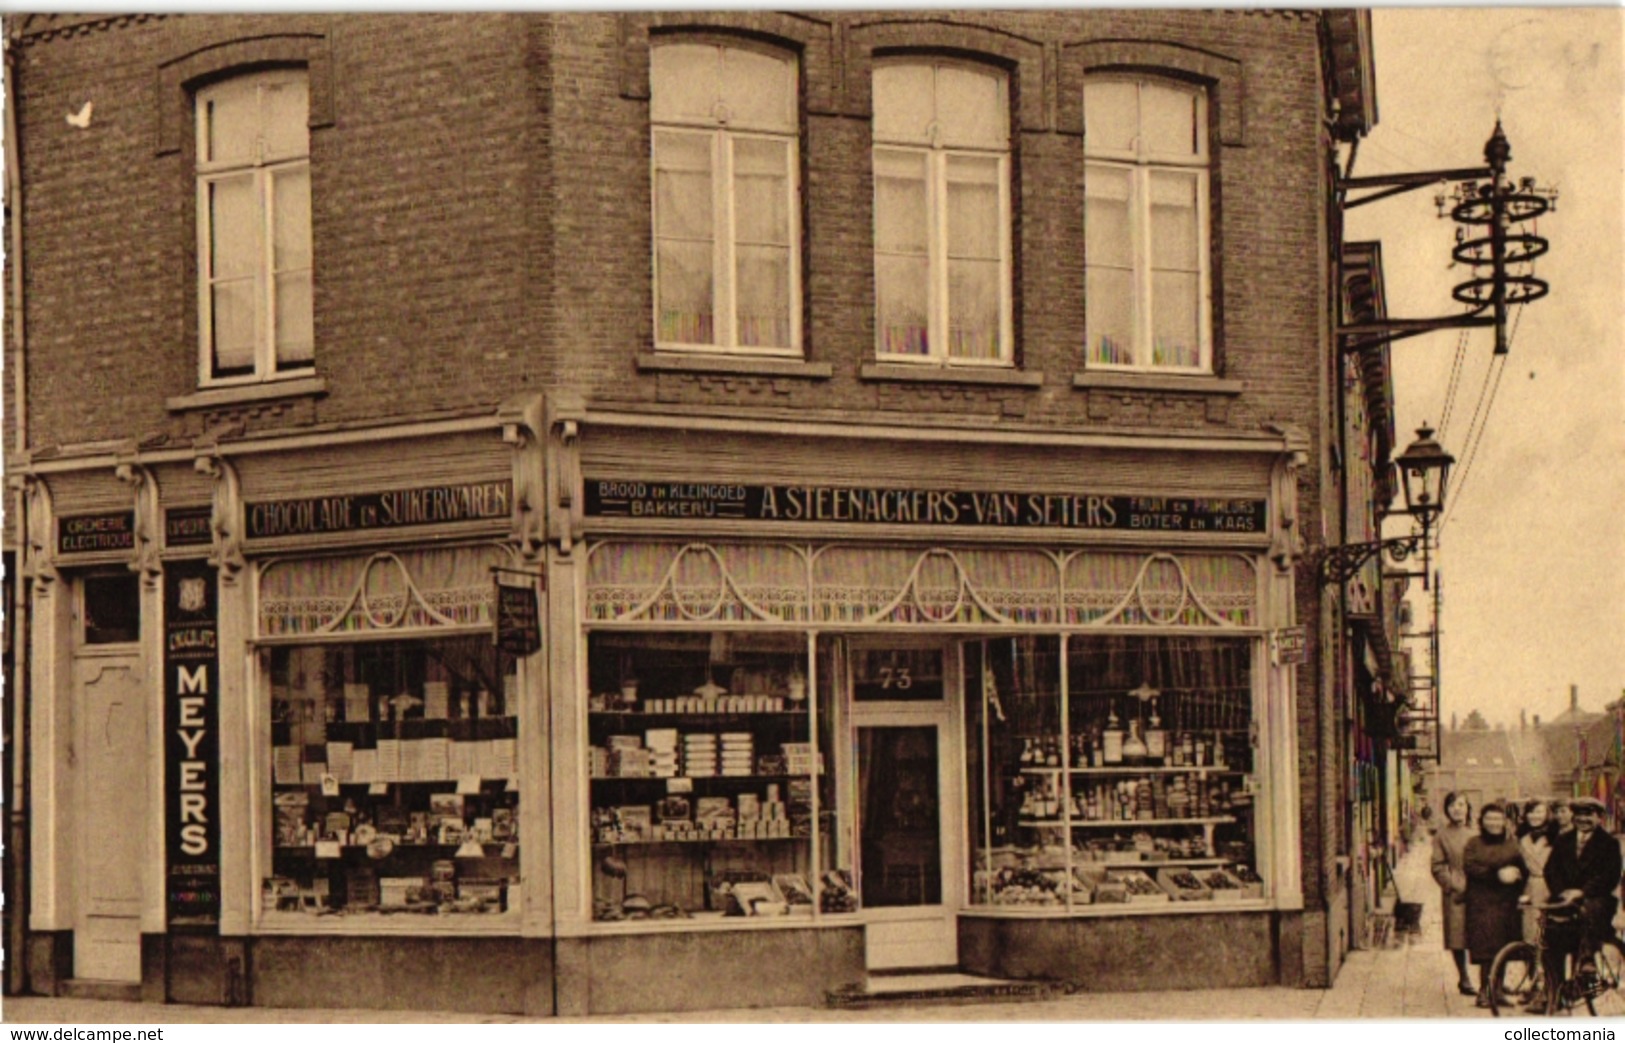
<box><xmin>71</xmin><ymin>576</ymin><xmax>148</xmax><ymax>982</ymax></box>
<box><xmin>849</xmin><ymin>640</ymin><xmax>960</xmax><ymax>970</ymax></box>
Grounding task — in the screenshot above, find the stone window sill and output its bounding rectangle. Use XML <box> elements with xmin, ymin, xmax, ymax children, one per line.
<box><xmin>636</xmin><ymin>354</ymin><xmax>833</xmax><ymax>380</ymax></box>
<box><xmin>859</xmin><ymin>363</ymin><xmax>1043</xmax><ymax>388</ymax></box>
<box><xmin>1071</xmin><ymin>371</ymin><xmax>1244</xmax><ymax>396</ymax></box>
<box><xmin>167</xmin><ymin>376</ymin><xmax>329</xmax><ymax>413</ymax></box>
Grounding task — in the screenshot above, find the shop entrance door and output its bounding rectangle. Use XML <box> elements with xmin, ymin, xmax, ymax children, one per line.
<box><xmin>71</xmin><ymin>611</ymin><xmax>147</xmax><ymax>981</ymax></box>
<box><xmin>850</xmin><ymin>642</ymin><xmax>960</xmax><ymax>970</ymax></box>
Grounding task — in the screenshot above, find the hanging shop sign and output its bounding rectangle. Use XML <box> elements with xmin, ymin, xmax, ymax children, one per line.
<box><xmin>584</xmin><ymin>479</ymin><xmax>1265</xmax><ymax>534</ymax></box>
<box><xmin>57</xmin><ymin>511</ymin><xmax>135</xmax><ymax>554</ymax></box>
<box><xmin>164</xmin><ymin>559</ymin><xmax>221</xmax><ymax>927</ymax></box>
<box><xmin>1271</xmin><ymin>626</ymin><xmax>1309</xmax><ymax>666</ymax></box>
<box><xmin>165</xmin><ymin>506</ymin><xmax>215</xmax><ymax>548</ymax></box>
<box><xmin>493</xmin><ymin>569</ymin><xmax>543</xmax><ymax>657</ymax></box>
<box><xmin>244</xmin><ymin>480</ymin><xmax>512</xmax><ymax>539</ymax></box>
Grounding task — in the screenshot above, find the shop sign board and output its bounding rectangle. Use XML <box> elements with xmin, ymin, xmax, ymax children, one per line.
<box><xmin>494</xmin><ymin>577</ymin><xmax>542</xmax><ymax>657</ymax></box>
<box><xmin>244</xmin><ymin>480</ymin><xmax>512</xmax><ymax>539</ymax></box>
<box><xmin>1271</xmin><ymin>626</ymin><xmax>1309</xmax><ymax>666</ymax></box>
<box><xmin>57</xmin><ymin>511</ymin><xmax>135</xmax><ymax>555</ymax></box>
<box><xmin>164</xmin><ymin>560</ymin><xmax>221</xmax><ymax>927</ymax></box>
<box><xmin>165</xmin><ymin>506</ymin><xmax>215</xmax><ymax>548</ymax></box>
<box><xmin>584</xmin><ymin>479</ymin><xmax>1265</xmax><ymax>534</ymax></box>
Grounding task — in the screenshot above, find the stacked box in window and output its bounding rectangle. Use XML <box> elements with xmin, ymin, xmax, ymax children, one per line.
<box><xmin>788</xmin><ymin>777</ymin><xmax>814</xmax><ymax>837</ymax></box>
<box><xmin>683</xmin><ymin>734</ymin><xmax>718</xmax><ymax>776</ymax></box>
<box><xmin>719</xmin><ymin>732</ymin><xmax>754</xmax><ymax>777</ymax></box>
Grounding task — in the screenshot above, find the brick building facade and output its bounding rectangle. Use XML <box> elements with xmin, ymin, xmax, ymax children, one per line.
<box><xmin>5</xmin><ymin>11</ymin><xmax>1377</xmax><ymax>1014</ymax></box>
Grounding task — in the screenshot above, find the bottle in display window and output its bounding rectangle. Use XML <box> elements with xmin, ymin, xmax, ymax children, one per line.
<box><xmin>586</xmin><ymin>631</ymin><xmax>843</xmax><ymax>922</ymax></box>
<box><xmin>263</xmin><ymin>636</ymin><xmax>521</xmax><ymax>922</ymax></box>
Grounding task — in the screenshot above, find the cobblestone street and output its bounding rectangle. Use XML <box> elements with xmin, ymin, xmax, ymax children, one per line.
<box><xmin>3</xmin><ymin>840</ymin><xmax>1493</xmax><ymax>1024</ymax></box>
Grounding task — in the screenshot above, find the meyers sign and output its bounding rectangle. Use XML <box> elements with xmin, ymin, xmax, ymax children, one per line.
<box><xmin>584</xmin><ymin>480</ymin><xmax>1265</xmax><ymax>535</ymax></box>
<box><xmin>164</xmin><ymin>560</ymin><xmax>221</xmax><ymax>927</ymax></box>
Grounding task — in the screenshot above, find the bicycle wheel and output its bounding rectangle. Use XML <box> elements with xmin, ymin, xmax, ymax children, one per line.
<box><xmin>1581</xmin><ymin>938</ymin><xmax>1625</xmax><ymax>1016</ymax></box>
<box><xmin>1489</xmin><ymin>941</ymin><xmax>1548</xmax><ymax>1017</ymax></box>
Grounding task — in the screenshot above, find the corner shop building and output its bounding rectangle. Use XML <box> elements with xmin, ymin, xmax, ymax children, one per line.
<box><xmin>19</xmin><ymin>398</ymin><xmax>1315</xmax><ymax>1014</ymax></box>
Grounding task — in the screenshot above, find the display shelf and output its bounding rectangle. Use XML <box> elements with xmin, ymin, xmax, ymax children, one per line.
<box><xmin>590</xmin><ymin>710</ymin><xmax>809</xmax><ymax>720</ymax></box>
<box><xmin>591</xmin><ymin>835</ymin><xmax>806</xmax><ymax>849</ymax></box>
<box><xmin>1020</xmin><ymin>816</ymin><xmax>1237</xmax><ymax>828</ymax></box>
<box><xmin>591</xmin><ymin>773</ymin><xmax>805</xmax><ymax>783</ymax></box>
<box><xmin>1075</xmin><ymin>857</ymin><xmax>1230</xmax><ymax>867</ymax></box>
<box><xmin>1021</xmin><ymin>766</ymin><xmax>1246</xmax><ymax>776</ymax></box>
<box><xmin>274</xmin><ymin>842</ymin><xmax>517</xmax><ymax>855</ymax></box>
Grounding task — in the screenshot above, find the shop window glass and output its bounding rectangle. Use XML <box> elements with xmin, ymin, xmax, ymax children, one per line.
<box><xmin>586</xmin><ymin>630</ymin><xmax>845</xmax><ymax>921</ymax></box>
<box><xmin>966</xmin><ymin>635</ymin><xmax>1259</xmax><ymax>909</ymax></box>
<box><xmin>82</xmin><ymin>573</ymin><xmax>141</xmax><ymax>645</ymax></box>
<box><xmin>262</xmin><ymin>635</ymin><xmax>519</xmax><ymax>923</ymax></box>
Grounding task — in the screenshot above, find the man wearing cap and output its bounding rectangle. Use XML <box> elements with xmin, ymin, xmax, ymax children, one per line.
<box><xmin>1543</xmin><ymin>797</ymin><xmax>1623</xmax><ymax>975</ymax></box>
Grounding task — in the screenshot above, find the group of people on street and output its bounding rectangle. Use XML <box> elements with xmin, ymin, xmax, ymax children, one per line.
<box><xmin>1430</xmin><ymin>792</ymin><xmax>1622</xmax><ymax>1008</ymax></box>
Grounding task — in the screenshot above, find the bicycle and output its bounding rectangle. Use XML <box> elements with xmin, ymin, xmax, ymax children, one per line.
<box><xmin>1487</xmin><ymin>898</ymin><xmax>1625</xmax><ymax>1017</ymax></box>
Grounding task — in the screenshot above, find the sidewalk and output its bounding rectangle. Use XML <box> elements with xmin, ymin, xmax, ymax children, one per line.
<box><xmin>2</xmin><ymin>841</ymin><xmax>1484</xmax><ymax>1024</ymax></box>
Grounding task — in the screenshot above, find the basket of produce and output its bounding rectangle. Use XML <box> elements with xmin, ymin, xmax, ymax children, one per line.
<box><xmin>1157</xmin><ymin>867</ymin><xmax>1214</xmax><ymax>901</ymax></box>
<box><xmin>1227</xmin><ymin>864</ymin><xmax>1265</xmax><ymax>899</ymax></box>
<box><xmin>1199</xmin><ymin>868</ymin><xmax>1249</xmax><ymax>900</ymax></box>
<box><xmin>1108</xmin><ymin>868</ymin><xmax>1169</xmax><ymax>905</ymax></box>
<box><xmin>988</xmin><ymin>865</ymin><xmax>1063</xmax><ymax>907</ymax></box>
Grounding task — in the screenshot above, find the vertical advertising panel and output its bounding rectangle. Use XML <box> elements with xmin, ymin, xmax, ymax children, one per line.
<box><xmin>164</xmin><ymin>561</ymin><xmax>220</xmax><ymax>927</ymax></box>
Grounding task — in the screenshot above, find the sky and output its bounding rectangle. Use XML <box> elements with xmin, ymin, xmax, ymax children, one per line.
<box><xmin>1345</xmin><ymin>7</ymin><xmax>1624</xmax><ymax>728</ymax></box>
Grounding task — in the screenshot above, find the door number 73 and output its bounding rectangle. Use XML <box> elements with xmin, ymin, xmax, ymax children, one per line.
<box><xmin>877</xmin><ymin>665</ymin><xmax>913</xmax><ymax>690</ymax></box>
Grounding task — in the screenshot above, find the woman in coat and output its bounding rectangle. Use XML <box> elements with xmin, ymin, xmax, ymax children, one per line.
<box><xmin>1517</xmin><ymin>799</ymin><xmax>1554</xmax><ymax>942</ymax></box>
<box><xmin>1431</xmin><ymin>791</ymin><xmax>1476</xmax><ymax>995</ymax></box>
<box><xmin>1464</xmin><ymin>802</ymin><xmax>1526</xmax><ymax>1007</ymax></box>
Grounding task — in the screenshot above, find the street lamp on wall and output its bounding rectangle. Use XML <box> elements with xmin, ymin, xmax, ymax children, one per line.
<box><xmin>1318</xmin><ymin>424</ymin><xmax>1456</xmax><ymax>590</ymax></box>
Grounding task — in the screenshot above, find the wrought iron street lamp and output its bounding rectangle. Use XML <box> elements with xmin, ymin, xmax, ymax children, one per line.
<box><xmin>1319</xmin><ymin>424</ymin><xmax>1455</xmax><ymax>589</ymax></box>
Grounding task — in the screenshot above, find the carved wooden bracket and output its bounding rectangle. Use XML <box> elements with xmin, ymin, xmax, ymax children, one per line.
<box><xmin>194</xmin><ymin>452</ymin><xmax>245</xmax><ymax>584</ymax></box>
<box><xmin>115</xmin><ymin>455</ymin><xmax>163</xmax><ymax>589</ymax></box>
<box><xmin>545</xmin><ymin>392</ymin><xmax>586</xmax><ymax>557</ymax></box>
<box><xmin>499</xmin><ymin>394</ymin><xmax>547</xmax><ymax>563</ymax></box>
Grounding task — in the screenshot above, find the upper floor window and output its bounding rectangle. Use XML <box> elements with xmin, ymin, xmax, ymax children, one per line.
<box><xmin>1084</xmin><ymin>77</ymin><xmax>1211</xmax><ymax>372</ymax></box>
<box><xmin>651</xmin><ymin>42</ymin><xmax>801</xmax><ymax>356</ymax></box>
<box><xmin>873</xmin><ymin>62</ymin><xmax>1012</xmax><ymax>365</ymax></box>
<box><xmin>196</xmin><ymin>70</ymin><xmax>313</xmax><ymax>384</ymax></box>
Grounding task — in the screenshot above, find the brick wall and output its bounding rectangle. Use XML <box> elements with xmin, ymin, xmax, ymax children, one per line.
<box><xmin>13</xmin><ymin>13</ymin><xmax>548</xmax><ymax>448</ymax></box>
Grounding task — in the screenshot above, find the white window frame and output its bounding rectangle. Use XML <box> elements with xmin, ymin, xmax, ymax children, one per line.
<box><xmin>195</xmin><ymin>70</ymin><xmax>313</xmax><ymax>387</ymax></box>
<box><xmin>650</xmin><ymin>43</ymin><xmax>802</xmax><ymax>357</ymax></box>
<box><xmin>1084</xmin><ymin>76</ymin><xmax>1213</xmax><ymax>374</ymax></box>
<box><xmin>872</xmin><ymin>62</ymin><xmax>1014</xmax><ymax>368</ymax></box>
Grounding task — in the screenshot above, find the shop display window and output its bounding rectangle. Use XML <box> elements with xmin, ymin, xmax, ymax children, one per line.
<box><xmin>967</xmin><ymin>635</ymin><xmax>1260</xmax><ymax>910</ymax></box>
<box><xmin>262</xmin><ymin>636</ymin><xmax>520</xmax><ymax>924</ymax></box>
<box><xmin>586</xmin><ymin>630</ymin><xmax>846</xmax><ymax>923</ymax></box>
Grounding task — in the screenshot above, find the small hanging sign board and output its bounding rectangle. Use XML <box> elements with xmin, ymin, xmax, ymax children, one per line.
<box><xmin>1271</xmin><ymin>626</ymin><xmax>1309</xmax><ymax>667</ymax></box>
<box><xmin>492</xmin><ymin>567</ymin><xmax>542</xmax><ymax>657</ymax></box>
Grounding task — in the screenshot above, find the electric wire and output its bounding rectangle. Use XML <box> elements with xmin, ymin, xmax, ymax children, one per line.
<box><xmin>1437</xmin><ymin>328</ymin><xmax>1471</xmax><ymax>439</ymax></box>
<box><xmin>1438</xmin><ymin>304</ymin><xmax>1523</xmax><ymax>534</ymax></box>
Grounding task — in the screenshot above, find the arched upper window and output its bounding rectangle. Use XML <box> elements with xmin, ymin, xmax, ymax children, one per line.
<box><xmin>1084</xmin><ymin>76</ymin><xmax>1211</xmax><ymax>372</ymax></box>
<box><xmin>195</xmin><ymin>69</ymin><xmax>313</xmax><ymax>383</ymax></box>
<box><xmin>872</xmin><ymin>61</ymin><xmax>1012</xmax><ymax>365</ymax></box>
<box><xmin>650</xmin><ymin>41</ymin><xmax>801</xmax><ymax>355</ymax></box>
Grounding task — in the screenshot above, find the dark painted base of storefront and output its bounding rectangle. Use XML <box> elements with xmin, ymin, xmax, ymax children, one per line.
<box><xmin>24</xmin><ymin>931</ymin><xmax>71</xmax><ymax>998</ymax></box>
<box><xmin>136</xmin><ymin>934</ymin><xmax>553</xmax><ymax>1015</ymax></box>
<box><xmin>959</xmin><ymin>911</ymin><xmax>1286</xmax><ymax>991</ymax></box>
<box><xmin>256</xmin><ymin>936</ymin><xmax>552</xmax><ymax>1015</ymax></box>
<box><xmin>553</xmin><ymin>926</ymin><xmax>866</xmax><ymax>1016</ymax></box>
